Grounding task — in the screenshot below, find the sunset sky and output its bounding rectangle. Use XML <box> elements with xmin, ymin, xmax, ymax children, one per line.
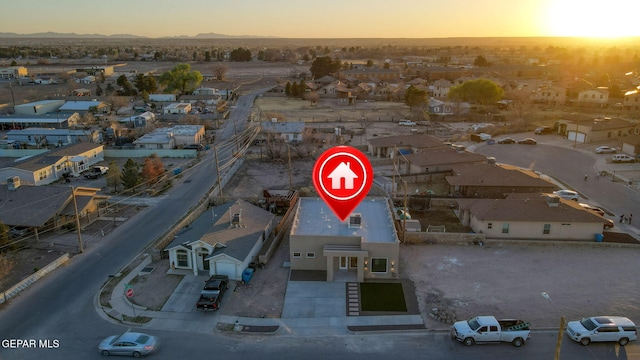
<box><xmin>2</xmin><ymin>0</ymin><xmax>639</xmax><ymax>39</ymax></box>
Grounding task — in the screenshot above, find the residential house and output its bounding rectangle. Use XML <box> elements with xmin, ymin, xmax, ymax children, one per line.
<box><xmin>456</xmin><ymin>193</ymin><xmax>610</xmax><ymax>240</ymax></box>
<box><xmin>133</xmin><ymin>124</ymin><xmax>205</xmax><ymax>149</ymax></box>
<box><xmin>75</xmin><ymin>76</ymin><xmax>95</xmax><ymax>84</ymax></box>
<box><xmin>74</xmin><ymin>66</ymin><xmax>114</xmax><ymax>76</ymax></box>
<box><xmin>71</xmin><ymin>88</ymin><xmax>92</xmax><ymax>97</ymax></box>
<box><xmin>13</xmin><ymin>100</ymin><xmax>65</xmax><ymax>115</ymax></box>
<box><xmin>149</xmin><ymin>94</ymin><xmax>177</xmax><ymax>102</ymax></box>
<box><xmin>618</xmin><ymin>134</ymin><xmax>640</xmax><ymax>156</ymax></box>
<box><xmin>261</xmin><ymin>121</ymin><xmax>305</xmax><ymax>143</ymax></box>
<box><xmin>0</xmin><ymin>184</ymin><xmax>109</xmax><ymax>235</ymax></box>
<box><xmin>0</xmin><ymin>66</ymin><xmax>27</xmax><ymax>79</ymax></box>
<box><xmin>577</xmin><ymin>88</ymin><xmax>609</xmax><ymax>107</ymax></box>
<box><xmin>428</xmin><ymin>98</ymin><xmax>470</xmax><ymax>116</ymax></box>
<box><xmin>58</xmin><ymin>100</ymin><xmax>110</xmax><ymax>115</ymax></box>
<box><xmin>0</xmin><ymin>113</ymin><xmax>80</xmax><ymax>130</ymax></box>
<box><xmin>7</xmin><ymin>128</ymin><xmax>100</xmax><ymax>147</ymax></box>
<box><xmin>446</xmin><ymin>163</ymin><xmax>557</xmax><ymax>198</ymax></box>
<box><xmin>558</xmin><ymin>115</ymin><xmax>638</xmax><ymax>144</ymax></box>
<box><xmin>531</xmin><ymin>85</ymin><xmax>567</xmax><ymax>105</ymax></box>
<box><xmin>164</xmin><ymin>199</ymin><xmax>275</xmax><ymax>279</ymax></box>
<box><xmin>0</xmin><ymin>142</ymin><xmax>105</xmax><ymax>185</ymax></box>
<box><xmin>367</xmin><ymin>134</ymin><xmax>449</xmax><ymax>159</ymax></box>
<box><xmin>118</xmin><ymin>111</ymin><xmax>156</xmax><ymax>129</ymax></box>
<box><xmin>163</xmin><ymin>102</ymin><xmax>192</xmax><ymax>115</ymax></box>
<box><xmin>430</xmin><ymin>79</ymin><xmax>453</xmax><ymax>99</ymax></box>
<box><xmin>289</xmin><ymin>197</ymin><xmax>400</xmax><ymax>282</ymax></box>
<box><xmin>623</xmin><ymin>88</ymin><xmax>640</xmax><ymax>111</ymax></box>
<box><xmin>400</xmin><ymin>147</ymin><xmax>489</xmax><ymax>175</ymax></box>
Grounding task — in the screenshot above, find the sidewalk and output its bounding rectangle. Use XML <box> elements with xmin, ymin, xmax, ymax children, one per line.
<box><xmin>100</xmin><ymin>257</ymin><xmax>427</xmax><ymax>336</ymax></box>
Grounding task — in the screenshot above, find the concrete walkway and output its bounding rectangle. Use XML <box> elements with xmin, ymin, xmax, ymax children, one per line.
<box><xmin>102</xmin><ymin>258</ymin><xmax>425</xmax><ymax>335</ymax></box>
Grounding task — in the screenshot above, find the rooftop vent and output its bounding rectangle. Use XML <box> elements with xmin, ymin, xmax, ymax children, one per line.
<box><xmin>231</xmin><ymin>213</ymin><xmax>241</xmax><ymax>226</ymax></box>
<box><xmin>543</xmin><ymin>193</ymin><xmax>560</xmax><ymax>207</ymax></box>
<box><xmin>349</xmin><ymin>213</ymin><xmax>362</xmax><ymax>228</ymax></box>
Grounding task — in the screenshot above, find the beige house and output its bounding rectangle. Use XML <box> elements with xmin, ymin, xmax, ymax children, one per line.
<box><xmin>531</xmin><ymin>85</ymin><xmax>567</xmax><ymax>105</ymax></box>
<box><xmin>0</xmin><ymin>142</ymin><xmax>105</xmax><ymax>185</ymax></box>
<box><xmin>623</xmin><ymin>88</ymin><xmax>640</xmax><ymax>111</ymax></box>
<box><xmin>163</xmin><ymin>102</ymin><xmax>192</xmax><ymax>115</ymax></box>
<box><xmin>577</xmin><ymin>88</ymin><xmax>609</xmax><ymax>106</ymax></box>
<box><xmin>456</xmin><ymin>193</ymin><xmax>610</xmax><ymax>240</ymax></box>
<box><xmin>0</xmin><ymin>66</ymin><xmax>27</xmax><ymax>79</ymax></box>
<box><xmin>164</xmin><ymin>199</ymin><xmax>275</xmax><ymax>280</ymax></box>
<box><xmin>289</xmin><ymin>197</ymin><xmax>399</xmax><ymax>282</ymax></box>
<box><xmin>367</xmin><ymin>134</ymin><xmax>448</xmax><ymax>159</ymax></box>
<box><xmin>558</xmin><ymin>115</ymin><xmax>638</xmax><ymax>144</ymax></box>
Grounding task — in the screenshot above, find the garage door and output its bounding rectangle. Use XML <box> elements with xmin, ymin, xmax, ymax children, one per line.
<box><xmin>567</xmin><ymin>132</ymin><xmax>586</xmax><ymax>143</ymax></box>
<box><xmin>621</xmin><ymin>143</ymin><xmax>635</xmax><ymax>155</ymax></box>
<box><xmin>214</xmin><ymin>261</ymin><xmax>237</xmax><ymax>279</ymax></box>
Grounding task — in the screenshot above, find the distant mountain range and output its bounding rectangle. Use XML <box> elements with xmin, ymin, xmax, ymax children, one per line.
<box><xmin>0</xmin><ymin>31</ymin><xmax>276</xmax><ymax>39</ymax></box>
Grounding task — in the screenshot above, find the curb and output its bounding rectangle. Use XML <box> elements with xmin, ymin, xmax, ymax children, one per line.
<box><xmin>216</xmin><ymin>322</ymin><xmax>280</xmax><ymax>335</ymax></box>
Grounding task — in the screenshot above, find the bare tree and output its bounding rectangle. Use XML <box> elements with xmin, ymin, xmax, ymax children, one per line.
<box><xmin>0</xmin><ymin>253</ymin><xmax>15</xmax><ymax>280</ymax></box>
<box><xmin>303</xmin><ymin>91</ymin><xmax>320</xmax><ymax>106</ymax></box>
<box><xmin>212</xmin><ymin>64</ymin><xmax>229</xmax><ymax>81</ymax></box>
<box><xmin>107</xmin><ymin>95</ymin><xmax>129</xmax><ymax>115</ymax></box>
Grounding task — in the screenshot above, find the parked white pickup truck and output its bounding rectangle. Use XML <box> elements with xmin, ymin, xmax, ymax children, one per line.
<box><xmin>451</xmin><ymin>316</ymin><xmax>531</xmax><ymax>347</ymax></box>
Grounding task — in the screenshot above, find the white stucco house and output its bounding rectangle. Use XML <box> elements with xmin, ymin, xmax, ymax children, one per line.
<box><xmin>164</xmin><ymin>200</ymin><xmax>275</xmax><ymax>280</ymax></box>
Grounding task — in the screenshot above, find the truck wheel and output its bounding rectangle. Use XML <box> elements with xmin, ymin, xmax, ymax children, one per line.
<box><xmin>580</xmin><ymin>337</ymin><xmax>591</xmax><ymax>346</ymax></box>
<box><xmin>512</xmin><ymin>337</ymin><xmax>524</xmax><ymax>347</ymax></box>
<box><xmin>619</xmin><ymin>337</ymin><xmax>629</xmax><ymax>346</ymax></box>
<box><xmin>463</xmin><ymin>338</ymin><xmax>475</xmax><ymax>346</ymax></box>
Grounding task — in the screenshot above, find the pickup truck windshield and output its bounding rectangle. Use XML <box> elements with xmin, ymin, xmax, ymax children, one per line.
<box><xmin>467</xmin><ymin>318</ymin><xmax>481</xmax><ymax>331</ymax></box>
<box><xmin>580</xmin><ymin>318</ymin><xmax>597</xmax><ymax>331</ymax></box>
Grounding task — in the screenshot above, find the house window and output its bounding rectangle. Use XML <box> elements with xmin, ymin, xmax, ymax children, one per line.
<box><xmin>292</xmin><ymin>252</ymin><xmax>301</xmax><ymax>258</ymax></box>
<box><xmin>176</xmin><ymin>250</ymin><xmax>188</xmax><ymax>267</ymax></box>
<box><xmin>487</xmin><ymin>223</ymin><xmax>492</xmax><ymax>229</ymax></box>
<box><xmin>306</xmin><ymin>252</ymin><xmax>315</xmax><ymax>258</ymax></box>
<box><xmin>502</xmin><ymin>223</ymin><xmax>509</xmax><ymax>234</ymax></box>
<box><xmin>371</xmin><ymin>258</ymin><xmax>387</xmax><ymax>273</ymax></box>
<box><xmin>543</xmin><ymin>224</ymin><xmax>551</xmax><ymax>235</ymax></box>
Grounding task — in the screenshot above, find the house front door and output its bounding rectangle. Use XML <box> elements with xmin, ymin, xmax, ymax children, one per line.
<box><xmin>201</xmin><ymin>253</ymin><xmax>210</xmax><ymax>271</ymax></box>
<box><xmin>339</xmin><ymin>256</ymin><xmax>347</xmax><ymax>270</ymax></box>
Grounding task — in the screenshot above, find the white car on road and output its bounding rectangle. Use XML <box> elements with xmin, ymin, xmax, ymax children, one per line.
<box><xmin>553</xmin><ymin>190</ymin><xmax>579</xmax><ymax>201</ymax></box>
<box><xmin>595</xmin><ymin>146</ymin><xmax>616</xmax><ymax>154</ymax></box>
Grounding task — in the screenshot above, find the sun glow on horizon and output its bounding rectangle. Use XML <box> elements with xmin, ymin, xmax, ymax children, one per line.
<box><xmin>544</xmin><ymin>1</ymin><xmax>640</xmax><ymax>38</ymax></box>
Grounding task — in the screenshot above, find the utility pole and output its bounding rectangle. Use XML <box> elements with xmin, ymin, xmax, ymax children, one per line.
<box><xmin>71</xmin><ymin>187</ymin><xmax>83</xmax><ymax>253</ymax></box>
<box><xmin>554</xmin><ymin>316</ymin><xmax>565</xmax><ymax>360</ymax></box>
<box><xmin>288</xmin><ymin>145</ymin><xmax>292</xmax><ymax>191</ymax></box>
<box><xmin>213</xmin><ymin>146</ymin><xmax>223</xmax><ymax>204</ymax></box>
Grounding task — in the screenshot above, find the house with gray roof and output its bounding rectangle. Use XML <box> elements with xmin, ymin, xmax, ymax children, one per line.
<box><xmin>367</xmin><ymin>134</ymin><xmax>448</xmax><ymax>159</ymax></box>
<box><xmin>0</xmin><ymin>112</ymin><xmax>80</xmax><ymax>130</ymax></box>
<box><xmin>456</xmin><ymin>193</ymin><xmax>610</xmax><ymax>240</ymax></box>
<box><xmin>0</xmin><ymin>184</ymin><xmax>108</xmax><ymax>236</ymax></box>
<box><xmin>260</xmin><ymin>121</ymin><xmax>305</xmax><ymax>143</ymax></box>
<box><xmin>400</xmin><ymin>147</ymin><xmax>489</xmax><ymax>174</ymax></box>
<box><xmin>13</xmin><ymin>100</ymin><xmax>65</xmax><ymax>115</ymax></box>
<box><xmin>7</xmin><ymin>128</ymin><xmax>99</xmax><ymax>146</ymax></box>
<box><xmin>164</xmin><ymin>199</ymin><xmax>275</xmax><ymax>280</ymax></box>
<box><xmin>58</xmin><ymin>100</ymin><xmax>110</xmax><ymax>114</ymax></box>
<box><xmin>446</xmin><ymin>163</ymin><xmax>557</xmax><ymax>198</ymax></box>
<box><xmin>0</xmin><ymin>142</ymin><xmax>105</xmax><ymax>185</ymax></box>
<box><xmin>289</xmin><ymin>197</ymin><xmax>399</xmax><ymax>282</ymax></box>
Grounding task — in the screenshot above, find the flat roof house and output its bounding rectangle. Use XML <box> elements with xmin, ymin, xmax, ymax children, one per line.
<box><xmin>290</xmin><ymin>197</ymin><xmax>400</xmax><ymax>282</ymax></box>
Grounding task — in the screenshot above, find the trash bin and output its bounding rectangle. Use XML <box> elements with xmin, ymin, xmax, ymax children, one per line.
<box><xmin>242</xmin><ymin>268</ymin><xmax>254</xmax><ymax>283</ymax></box>
<box><xmin>595</xmin><ymin>233</ymin><xmax>604</xmax><ymax>242</ymax></box>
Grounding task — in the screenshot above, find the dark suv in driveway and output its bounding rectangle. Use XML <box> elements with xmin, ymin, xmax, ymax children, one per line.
<box><xmin>196</xmin><ymin>275</ymin><xmax>229</xmax><ymax>311</ymax></box>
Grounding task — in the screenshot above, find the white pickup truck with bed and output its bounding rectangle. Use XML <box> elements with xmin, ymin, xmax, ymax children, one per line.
<box><xmin>451</xmin><ymin>315</ymin><xmax>531</xmax><ymax>347</ymax></box>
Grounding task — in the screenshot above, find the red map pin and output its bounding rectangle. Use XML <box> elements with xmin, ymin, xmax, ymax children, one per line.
<box><xmin>312</xmin><ymin>146</ymin><xmax>373</xmax><ymax>221</ymax></box>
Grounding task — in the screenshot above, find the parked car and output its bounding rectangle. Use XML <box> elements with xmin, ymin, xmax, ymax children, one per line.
<box><xmin>398</xmin><ymin>120</ymin><xmax>416</xmax><ymax>126</ymax></box>
<box><xmin>98</xmin><ymin>332</ymin><xmax>159</xmax><ymax>357</ymax></box>
<box><xmin>595</xmin><ymin>146</ymin><xmax>616</xmax><ymax>154</ymax></box>
<box><xmin>497</xmin><ymin>138</ymin><xmax>516</xmax><ymax>144</ymax></box>
<box><xmin>566</xmin><ymin>316</ymin><xmax>637</xmax><ymax>346</ymax></box>
<box><xmin>196</xmin><ymin>275</ymin><xmax>229</xmax><ymax>311</ymax></box>
<box><xmin>451</xmin><ymin>316</ymin><xmax>531</xmax><ymax>347</ymax></box>
<box><xmin>84</xmin><ymin>166</ymin><xmax>109</xmax><ymax>179</ymax></box>
<box><xmin>517</xmin><ymin>138</ymin><xmax>537</xmax><ymax>145</ymax></box>
<box><xmin>612</xmin><ymin>154</ymin><xmax>635</xmax><ymax>163</ymax></box>
<box><xmin>534</xmin><ymin>126</ymin><xmax>553</xmax><ymax>135</ymax></box>
<box><xmin>553</xmin><ymin>190</ymin><xmax>580</xmax><ymax>201</ymax></box>
<box><xmin>578</xmin><ymin>203</ymin><xmax>605</xmax><ymax>216</ymax></box>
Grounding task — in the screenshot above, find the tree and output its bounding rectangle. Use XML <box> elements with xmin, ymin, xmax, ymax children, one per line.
<box><xmin>0</xmin><ymin>253</ymin><xmax>15</xmax><ymax>282</ymax></box>
<box><xmin>309</xmin><ymin>56</ymin><xmax>341</xmax><ymax>79</ymax></box>
<box><xmin>141</xmin><ymin>154</ymin><xmax>165</xmax><ymax>187</ymax></box>
<box><xmin>366</xmin><ymin>60</ymin><xmax>374</xmax><ymax>67</ymax></box>
<box><xmin>95</xmin><ymin>84</ymin><xmax>103</xmax><ymax>96</ymax></box>
<box><xmin>106</xmin><ymin>160</ymin><xmax>121</xmax><ymax>193</ymax></box>
<box><xmin>229</xmin><ymin>47</ymin><xmax>252</xmax><ymax>62</ymax></box>
<box><xmin>303</xmin><ymin>91</ymin><xmax>319</xmax><ymax>105</ymax></box>
<box><xmin>212</xmin><ymin>64</ymin><xmax>228</xmax><ymax>81</ymax></box>
<box><xmin>159</xmin><ymin>63</ymin><xmax>203</xmax><ymax>97</ymax></box>
<box><xmin>473</xmin><ymin>55</ymin><xmax>491</xmax><ymax>67</ymax></box>
<box><xmin>404</xmin><ymin>85</ymin><xmax>428</xmax><ymax>109</ymax></box>
<box><xmin>116</xmin><ymin>74</ymin><xmax>136</xmax><ymax>96</ymax></box>
<box><xmin>107</xmin><ymin>95</ymin><xmax>129</xmax><ymax>115</ymax></box>
<box><xmin>120</xmin><ymin>158</ymin><xmax>142</xmax><ymax>193</ymax></box>
<box><xmin>134</xmin><ymin>74</ymin><xmax>157</xmax><ymax>94</ymax></box>
<box><xmin>447</xmin><ymin>79</ymin><xmax>504</xmax><ymax>105</ymax></box>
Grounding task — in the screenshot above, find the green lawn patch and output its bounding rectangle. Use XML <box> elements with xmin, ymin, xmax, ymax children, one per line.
<box><xmin>360</xmin><ymin>282</ymin><xmax>407</xmax><ymax>312</ymax></box>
